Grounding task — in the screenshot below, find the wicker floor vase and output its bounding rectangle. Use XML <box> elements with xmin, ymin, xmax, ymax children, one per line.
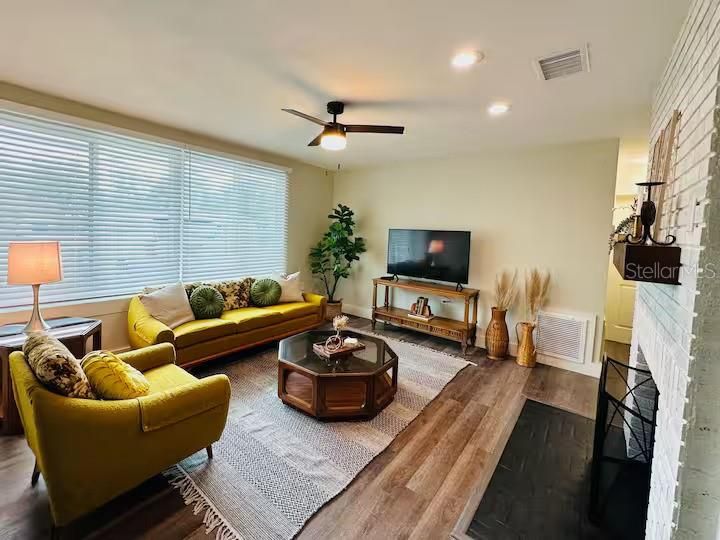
<box><xmin>515</xmin><ymin>322</ymin><xmax>537</xmax><ymax>368</ymax></box>
<box><xmin>485</xmin><ymin>307</ymin><xmax>509</xmax><ymax>360</ymax></box>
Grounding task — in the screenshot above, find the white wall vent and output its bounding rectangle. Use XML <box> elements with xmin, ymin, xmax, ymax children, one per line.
<box><xmin>536</xmin><ymin>310</ymin><xmax>595</xmax><ymax>364</ymax></box>
<box><xmin>535</xmin><ymin>45</ymin><xmax>590</xmax><ymax>80</ymax></box>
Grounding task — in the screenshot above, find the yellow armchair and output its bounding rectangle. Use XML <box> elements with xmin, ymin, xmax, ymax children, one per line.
<box><xmin>9</xmin><ymin>343</ymin><xmax>230</xmax><ymax>528</ymax></box>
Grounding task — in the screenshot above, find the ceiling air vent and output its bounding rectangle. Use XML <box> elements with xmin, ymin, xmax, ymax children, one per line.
<box><xmin>535</xmin><ymin>45</ymin><xmax>590</xmax><ymax>81</ymax></box>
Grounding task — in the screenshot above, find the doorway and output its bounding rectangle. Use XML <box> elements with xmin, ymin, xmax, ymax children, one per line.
<box><xmin>605</xmin><ymin>139</ymin><xmax>647</xmax><ymax>347</ymax></box>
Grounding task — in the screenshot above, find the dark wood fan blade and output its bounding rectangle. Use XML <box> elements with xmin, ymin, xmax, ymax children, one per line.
<box><xmin>282</xmin><ymin>109</ymin><xmax>329</xmax><ymax>126</ymax></box>
<box><xmin>307</xmin><ymin>133</ymin><xmax>323</xmax><ymax>146</ymax></box>
<box><xmin>344</xmin><ymin>124</ymin><xmax>405</xmax><ymax>134</ymax></box>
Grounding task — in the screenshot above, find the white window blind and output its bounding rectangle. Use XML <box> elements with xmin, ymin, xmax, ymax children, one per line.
<box><xmin>0</xmin><ymin>109</ymin><xmax>288</xmax><ymax>309</ymax></box>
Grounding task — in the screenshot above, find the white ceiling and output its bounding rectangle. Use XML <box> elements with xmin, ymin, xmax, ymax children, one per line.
<box><xmin>0</xmin><ymin>1</ymin><xmax>688</xmax><ymax>169</ymax></box>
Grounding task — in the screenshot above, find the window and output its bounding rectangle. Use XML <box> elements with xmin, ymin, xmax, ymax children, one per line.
<box><xmin>0</xmin><ymin>108</ymin><xmax>289</xmax><ymax>308</ymax></box>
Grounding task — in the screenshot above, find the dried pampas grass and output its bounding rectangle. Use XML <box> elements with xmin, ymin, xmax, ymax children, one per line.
<box><xmin>493</xmin><ymin>270</ymin><xmax>518</xmax><ymax>311</ymax></box>
<box><xmin>525</xmin><ymin>269</ymin><xmax>551</xmax><ymax>322</ymax></box>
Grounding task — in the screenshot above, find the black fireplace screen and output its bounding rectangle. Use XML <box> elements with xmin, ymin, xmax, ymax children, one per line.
<box><xmin>589</xmin><ymin>356</ymin><xmax>659</xmax><ymax>538</ymax></box>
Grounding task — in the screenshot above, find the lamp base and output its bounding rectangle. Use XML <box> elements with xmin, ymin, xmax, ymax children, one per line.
<box><xmin>23</xmin><ymin>284</ymin><xmax>50</xmax><ymax>334</ymax></box>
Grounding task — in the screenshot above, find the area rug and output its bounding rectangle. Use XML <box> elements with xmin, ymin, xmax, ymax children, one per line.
<box><xmin>164</xmin><ymin>333</ymin><xmax>471</xmax><ymax>540</ymax></box>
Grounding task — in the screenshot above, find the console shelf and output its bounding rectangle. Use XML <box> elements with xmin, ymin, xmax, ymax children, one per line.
<box><xmin>371</xmin><ymin>278</ymin><xmax>479</xmax><ymax>354</ymax></box>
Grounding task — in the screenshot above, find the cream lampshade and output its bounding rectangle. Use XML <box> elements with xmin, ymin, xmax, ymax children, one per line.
<box><xmin>7</xmin><ymin>241</ymin><xmax>63</xmax><ymax>332</ymax></box>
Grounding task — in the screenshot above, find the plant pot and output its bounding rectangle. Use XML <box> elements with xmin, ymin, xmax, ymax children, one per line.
<box><xmin>325</xmin><ymin>301</ymin><xmax>343</xmax><ymax>321</ymax></box>
<box><xmin>485</xmin><ymin>307</ymin><xmax>509</xmax><ymax>360</ymax></box>
<box><xmin>515</xmin><ymin>322</ymin><xmax>537</xmax><ymax>368</ymax></box>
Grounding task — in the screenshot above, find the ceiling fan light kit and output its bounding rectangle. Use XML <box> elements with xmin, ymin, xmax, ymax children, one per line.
<box><xmin>320</xmin><ymin>126</ymin><xmax>346</xmax><ymax>151</ymax></box>
<box><xmin>282</xmin><ymin>101</ymin><xmax>404</xmax><ymax>151</ymax></box>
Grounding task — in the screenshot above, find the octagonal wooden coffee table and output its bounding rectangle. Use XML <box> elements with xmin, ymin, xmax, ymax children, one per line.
<box><xmin>278</xmin><ymin>330</ymin><xmax>398</xmax><ymax>420</ymax></box>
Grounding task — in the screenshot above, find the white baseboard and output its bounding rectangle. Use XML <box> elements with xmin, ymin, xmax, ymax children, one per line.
<box><xmin>342</xmin><ymin>303</ymin><xmax>601</xmax><ymax>378</ymax></box>
<box><xmin>343</xmin><ymin>303</ymin><xmax>373</xmax><ymax>320</ymax></box>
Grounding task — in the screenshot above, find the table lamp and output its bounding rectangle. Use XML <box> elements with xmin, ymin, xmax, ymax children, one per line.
<box><xmin>7</xmin><ymin>241</ymin><xmax>63</xmax><ymax>333</ymax></box>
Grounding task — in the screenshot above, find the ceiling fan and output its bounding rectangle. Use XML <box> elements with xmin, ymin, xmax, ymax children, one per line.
<box><xmin>282</xmin><ymin>101</ymin><xmax>404</xmax><ymax>151</ymax></box>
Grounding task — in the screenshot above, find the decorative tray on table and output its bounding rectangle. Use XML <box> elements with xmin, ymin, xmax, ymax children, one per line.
<box><xmin>313</xmin><ymin>340</ymin><xmax>366</xmax><ymax>360</ymax></box>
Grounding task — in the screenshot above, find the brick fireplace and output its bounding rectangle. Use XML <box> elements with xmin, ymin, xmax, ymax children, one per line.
<box><xmin>632</xmin><ymin>0</ymin><xmax>720</xmax><ymax>538</ymax></box>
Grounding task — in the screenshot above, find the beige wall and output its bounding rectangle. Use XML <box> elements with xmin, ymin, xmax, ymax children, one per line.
<box><xmin>334</xmin><ymin>139</ymin><xmax>619</xmax><ymax>374</ymax></box>
<box><xmin>0</xmin><ymin>84</ymin><xmax>333</xmax><ymax>351</ymax></box>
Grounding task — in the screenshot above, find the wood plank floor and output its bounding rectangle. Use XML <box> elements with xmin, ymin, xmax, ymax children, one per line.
<box><xmin>0</xmin><ymin>317</ymin><xmax>606</xmax><ymax>540</ymax></box>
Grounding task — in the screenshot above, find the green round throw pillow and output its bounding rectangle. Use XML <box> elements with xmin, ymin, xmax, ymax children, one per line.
<box><xmin>251</xmin><ymin>278</ymin><xmax>282</xmax><ymax>306</ymax></box>
<box><xmin>189</xmin><ymin>286</ymin><xmax>224</xmax><ymax>319</ymax></box>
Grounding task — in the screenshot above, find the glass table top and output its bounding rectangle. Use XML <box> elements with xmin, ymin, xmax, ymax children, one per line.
<box><xmin>278</xmin><ymin>330</ymin><xmax>397</xmax><ymax>375</ymax></box>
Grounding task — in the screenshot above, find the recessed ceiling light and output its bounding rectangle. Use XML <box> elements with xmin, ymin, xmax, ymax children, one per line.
<box><xmin>488</xmin><ymin>102</ymin><xmax>511</xmax><ymax>116</ymax></box>
<box><xmin>451</xmin><ymin>50</ymin><xmax>483</xmax><ymax>69</ymax></box>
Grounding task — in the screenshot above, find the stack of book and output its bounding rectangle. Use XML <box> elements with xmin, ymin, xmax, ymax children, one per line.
<box><xmin>408</xmin><ymin>296</ymin><xmax>435</xmax><ymax>322</ymax></box>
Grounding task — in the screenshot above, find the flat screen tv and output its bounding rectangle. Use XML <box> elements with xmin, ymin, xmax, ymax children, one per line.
<box><xmin>387</xmin><ymin>229</ymin><xmax>471</xmax><ymax>284</ymax></box>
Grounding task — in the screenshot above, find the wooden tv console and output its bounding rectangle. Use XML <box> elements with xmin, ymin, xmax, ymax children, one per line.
<box><xmin>371</xmin><ymin>277</ymin><xmax>479</xmax><ymax>354</ymax></box>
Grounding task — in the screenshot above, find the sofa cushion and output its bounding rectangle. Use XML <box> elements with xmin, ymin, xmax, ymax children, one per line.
<box><xmin>221</xmin><ymin>307</ymin><xmax>284</xmax><ymax>332</ymax></box>
<box><xmin>266</xmin><ymin>302</ymin><xmax>318</xmax><ymax>321</ymax></box>
<box><xmin>139</xmin><ymin>282</ymin><xmax>195</xmax><ymax>329</ymax></box>
<box><xmin>274</xmin><ymin>271</ymin><xmax>304</xmax><ymax>303</ymax></box>
<box><xmin>185</xmin><ymin>278</ymin><xmax>255</xmax><ymax>310</ymax></box>
<box><xmin>250</xmin><ymin>278</ymin><xmax>282</xmax><ymax>307</ymax></box>
<box><xmin>173</xmin><ymin>319</ymin><xmax>236</xmax><ymax>348</ymax></box>
<box><xmin>189</xmin><ymin>286</ymin><xmax>225</xmax><ymax>319</ymax></box>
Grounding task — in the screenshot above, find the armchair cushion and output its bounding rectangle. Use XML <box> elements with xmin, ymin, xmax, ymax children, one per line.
<box><xmin>23</xmin><ymin>333</ymin><xmax>96</xmax><ymax>399</ymax></box>
<box><xmin>81</xmin><ymin>351</ymin><xmax>150</xmax><ymax>400</ymax></box>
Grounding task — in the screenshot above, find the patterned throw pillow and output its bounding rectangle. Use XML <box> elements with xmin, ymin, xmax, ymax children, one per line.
<box><xmin>215</xmin><ymin>278</ymin><xmax>255</xmax><ymax>310</ymax></box>
<box><xmin>189</xmin><ymin>286</ymin><xmax>225</xmax><ymax>319</ymax></box>
<box><xmin>250</xmin><ymin>279</ymin><xmax>282</xmax><ymax>306</ymax></box>
<box><xmin>23</xmin><ymin>333</ymin><xmax>96</xmax><ymax>399</ymax></box>
<box><xmin>82</xmin><ymin>351</ymin><xmax>150</xmax><ymax>400</ymax></box>
<box><xmin>185</xmin><ymin>278</ymin><xmax>255</xmax><ymax>310</ymax></box>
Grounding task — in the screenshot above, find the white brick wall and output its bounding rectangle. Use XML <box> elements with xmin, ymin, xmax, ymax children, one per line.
<box><xmin>634</xmin><ymin>0</ymin><xmax>720</xmax><ymax>538</ymax></box>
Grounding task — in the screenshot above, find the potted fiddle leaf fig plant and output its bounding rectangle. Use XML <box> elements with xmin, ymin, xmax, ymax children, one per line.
<box><xmin>309</xmin><ymin>204</ymin><xmax>367</xmax><ymax>320</ymax></box>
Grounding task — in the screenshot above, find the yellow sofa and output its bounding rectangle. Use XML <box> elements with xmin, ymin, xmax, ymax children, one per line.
<box><xmin>128</xmin><ymin>292</ymin><xmax>326</xmax><ymax>367</ymax></box>
<box><xmin>9</xmin><ymin>343</ymin><xmax>230</xmax><ymax>528</ymax></box>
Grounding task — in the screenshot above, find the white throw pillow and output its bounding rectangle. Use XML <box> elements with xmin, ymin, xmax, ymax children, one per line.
<box><xmin>139</xmin><ymin>282</ymin><xmax>195</xmax><ymax>329</ymax></box>
<box><xmin>275</xmin><ymin>272</ymin><xmax>305</xmax><ymax>303</ymax></box>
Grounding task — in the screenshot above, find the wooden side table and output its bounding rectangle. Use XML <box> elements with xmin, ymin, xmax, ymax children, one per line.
<box><xmin>0</xmin><ymin>319</ymin><xmax>102</xmax><ymax>435</ymax></box>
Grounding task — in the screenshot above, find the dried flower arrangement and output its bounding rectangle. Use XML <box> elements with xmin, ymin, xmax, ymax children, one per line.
<box><xmin>332</xmin><ymin>315</ymin><xmax>349</xmax><ymax>332</ymax></box>
<box><xmin>524</xmin><ymin>269</ymin><xmax>551</xmax><ymax>323</ymax></box>
<box><xmin>493</xmin><ymin>269</ymin><xmax>518</xmax><ymax>311</ymax></box>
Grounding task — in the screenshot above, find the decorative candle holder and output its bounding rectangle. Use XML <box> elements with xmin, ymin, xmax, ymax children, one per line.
<box><xmin>626</xmin><ymin>182</ymin><xmax>676</xmax><ymax>246</ymax></box>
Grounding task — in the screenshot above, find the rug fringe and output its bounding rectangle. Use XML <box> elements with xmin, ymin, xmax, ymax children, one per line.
<box><xmin>165</xmin><ymin>465</ymin><xmax>243</xmax><ymax>540</ymax></box>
